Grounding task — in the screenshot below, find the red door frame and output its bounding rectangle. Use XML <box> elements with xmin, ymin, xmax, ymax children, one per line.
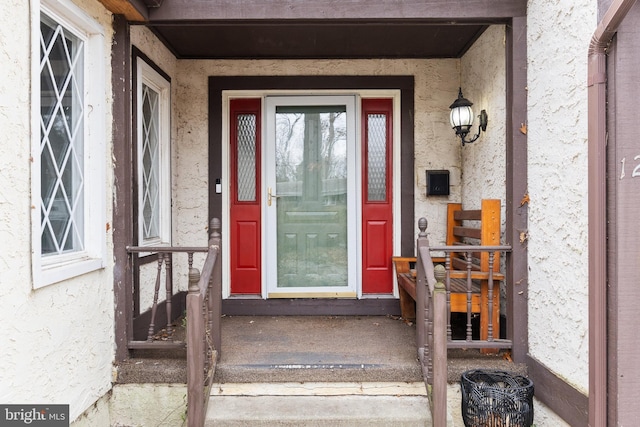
<box><xmin>229</xmin><ymin>98</ymin><xmax>262</xmax><ymax>294</ymax></box>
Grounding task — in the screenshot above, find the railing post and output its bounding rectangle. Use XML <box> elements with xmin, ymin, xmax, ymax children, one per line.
<box><xmin>187</xmin><ymin>268</ymin><xmax>204</xmax><ymax>427</ymax></box>
<box><xmin>415</xmin><ymin>218</ymin><xmax>428</xmax><ymax>365</ymax></box>
<box><xmin>432</xmin><ymin>264</ymin><xmax>448</xmax><ymax>427</ymax></box>
<box><xmin>210</xmin><ymin>218</ymin><xmax>222</xmax><ymax>360</ymax></box>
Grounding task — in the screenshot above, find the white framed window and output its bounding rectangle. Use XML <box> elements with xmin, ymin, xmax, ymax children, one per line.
<box><xmin>136</xmin><ymin>59</ymin><xmax>171</xmax><ymax>247</ymax></box>
<box><xmin>32</xmin><ymin>0</ymin><xmax>106</xmax><ymax>288</ymax></box>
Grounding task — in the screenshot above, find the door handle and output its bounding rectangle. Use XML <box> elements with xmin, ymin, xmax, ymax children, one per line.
<box><xmin>267</xmin><ymin>187</ymin><xmax>280</xmax><ymax>206</ymax></box>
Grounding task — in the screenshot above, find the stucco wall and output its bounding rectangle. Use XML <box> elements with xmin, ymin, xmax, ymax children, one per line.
<box><xmin>527</xmin><ymin>0</ymin><xmax>595</xmax><ymax>393</ymax></box>
<box><xmin>0</xmin><ymin>0</ymin><xmax>115</xmax><ymax>422</ymax></box>
<box><xmin>460</xmin><ymin>26</ymin><xmax>507</xmax><ymax>215</ymax></box>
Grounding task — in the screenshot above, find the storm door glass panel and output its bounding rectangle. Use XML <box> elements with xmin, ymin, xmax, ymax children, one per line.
<box><xmin>141</xmin><ymin>83</ymin><xmax>160</xmax><ymax>240</ymax></box>
<box><xmin>40</xmin><ymin>14</ymin><xmax>85</xmax><ymax>256</ymax></box>
<box><xmin>367</xmin><ymin>113</ymin><xmax>387</xmax><ymax>201</ymax></box>
<box><xmin>275</xmin><ymin>105</ymin><xmax>348</xmax><ymax>288</ymax></box>
<box><xmin>236</xmin><ymin>114</ymin><xmax>257</xmax><ymax>201</ymax></box>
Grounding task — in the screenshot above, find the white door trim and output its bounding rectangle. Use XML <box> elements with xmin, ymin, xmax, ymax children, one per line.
<box><xmin>220</xmin><ymin>89</ymin><xmax>401</xmax><ymax>299</ymax></box>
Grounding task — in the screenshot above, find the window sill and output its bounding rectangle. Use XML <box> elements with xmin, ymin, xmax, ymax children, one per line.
<box><xmin>34</xmin><ymin>257</ymin><xmax>105</xmax><ymax>289</ymax></box>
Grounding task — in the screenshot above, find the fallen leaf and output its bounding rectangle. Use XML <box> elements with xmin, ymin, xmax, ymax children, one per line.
<box><xmin>520</xmin><ymin>123</ymin><xmax>527</xmax><ymax>135</ymax></box>
<box><xmin>519</xmin><ymin>231</ymin><xmax>528</xmax><ymax>243</ymax></box>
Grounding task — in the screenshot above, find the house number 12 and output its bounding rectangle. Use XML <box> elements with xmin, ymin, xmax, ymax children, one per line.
<box><xmin>619</xmin><ymin>156</ymin><xmax>640</xmax><ymax>180</ymax></box>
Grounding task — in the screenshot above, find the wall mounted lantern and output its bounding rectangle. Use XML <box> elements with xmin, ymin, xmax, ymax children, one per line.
<box><xmin>449</xmin><ymin>87</ymin><xmax>488</xmax><ymax>146</ymax></box>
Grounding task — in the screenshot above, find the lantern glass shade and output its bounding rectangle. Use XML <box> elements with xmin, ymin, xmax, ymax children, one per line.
<box><xmin>450</xmin><ymin>104</ymin><xmax>474</xmax><ymax>132</ymax></box>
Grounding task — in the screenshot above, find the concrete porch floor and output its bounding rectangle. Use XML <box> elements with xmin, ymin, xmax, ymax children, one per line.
<box><xmin>115</xmin><ymin>314</ymin><xmax>524</xmax><ymax>384</ymax></box>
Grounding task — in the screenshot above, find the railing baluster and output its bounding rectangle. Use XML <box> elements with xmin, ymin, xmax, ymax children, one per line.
<box><xmin>445</xmin><ymin>253</ymin><xmax>452</xmax><ymax>341</ymax></box>
<box><xmin>487</xmin><ymin>251</ymin><xmax>495</xmax><ymax>341</ymax></box>
<box><xmin>165</xmin><ymin>253</ymin><xmax>173</xmax><ymax>337</ymax></box>
<box><xmin>147</xmin><ymin>254</ymin><xmax>164</xmax><ymax>341</ymax></box>
<box><xmin>465</xmin><ymin>251</ymin><xmax>473</xmax><ymax>341</ymax></box>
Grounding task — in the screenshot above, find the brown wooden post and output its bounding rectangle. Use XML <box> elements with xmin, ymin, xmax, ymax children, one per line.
<box><xmin>210</xmin><ymin>218</ymin><xmax>222</xmax><ymax>359</ymax></box>
<box><xmin>111</xmin><ymin>14</ymin><xmax>133</xmax><ymax>362</ymax></box>
<box><xmin>415</xmin><ymin>218</ymin><xmax>428</xmax><ymax>364</ymax></box>
<box><xmin>432</xmin><ymin>264</ymin><xmax>448</xmax><ymax>427</ymax></box>
<box><xmin>506</xmin><ymin>15</ymin><xmax>529</xmax><ymax>365</ymax></box>
<box><xmin>187</xmin><ymin>267</ymin><xmax>205</xmax><ymax>427</ymax></box>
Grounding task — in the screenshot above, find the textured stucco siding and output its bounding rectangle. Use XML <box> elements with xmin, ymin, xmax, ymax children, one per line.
<box><xmin>527</xmin><ymin>0</ymin><xmax>595</xmax><ymax>394</ymax></box>
<box><xmin>0</xmin><ymin>0</ymin><xmax>115</xmax><ymax>422</ymax></box>
<box><xmin>458</xmin><ymin>26</ymin><xmax>508</xmax><ymax>308</ymax></box>
<box><xmin>460</xmin><ymin>26</ymin><xmax>507</xmax><ymax>215</ymax></box>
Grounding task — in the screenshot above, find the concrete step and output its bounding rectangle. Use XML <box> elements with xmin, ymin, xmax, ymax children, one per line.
<box><xmin>213</xmin><ymin>360</ymin><xmax>423</xmax><ymax>383</ymax></box>
<box><xmin>205</xmin><ymin>382</ymin><xmax>431</xmax><ymax>427</ymax></box>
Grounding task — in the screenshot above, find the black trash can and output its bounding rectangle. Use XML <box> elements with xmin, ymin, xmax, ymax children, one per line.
<box><xmin>460</xmin><ymin>369</ymin><xmax>534</xmax><ymax>427</ymax></box>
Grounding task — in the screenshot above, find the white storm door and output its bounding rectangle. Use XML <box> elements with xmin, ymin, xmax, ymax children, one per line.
<box><xmin>264</xmin><ymin>95</ymin><xmax>358</xmax><ymax>297</ymax></box>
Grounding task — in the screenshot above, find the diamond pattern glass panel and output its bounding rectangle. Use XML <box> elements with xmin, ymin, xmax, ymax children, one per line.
<box><xmin>141</xmin><ymin>83</ymin><xmax>160</xmax><ymax>240</ymax></box>
<box><xmin>236</xmin><ymin>114</ymin><xmax>257</xmax><ymax>202</ymax></box>
<box><xmin>40</xmin><ymin>14</ymin><xmax>85</xmax><ymax>256</ymax></box>
<box><xmin>367</xmin><ymin>113</ymin><xmax>387</xmax><ymax>201</ymax></box>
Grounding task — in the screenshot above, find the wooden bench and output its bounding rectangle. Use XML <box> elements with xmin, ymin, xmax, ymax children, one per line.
<box><xmin>393</xmin><ymin>199</ymin><xmax>502</xmax><ymax>343</ymax></box>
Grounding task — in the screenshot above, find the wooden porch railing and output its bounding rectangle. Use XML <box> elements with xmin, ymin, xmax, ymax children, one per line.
<box><xmin>126</xmin><ymin>219</ymin><xmax>222</xmax><ymax>427</ymax></box>
<box><xmin>186</xmin><ymin>218</ymin><xmax>222</xmax><ymax>426</ymax></box>
<box><xmin>126</xmin><ymin>244</ymin><xmax>209</xmax><ymax>350</ymax></box>
<box><xmin>414</xmin><ymin>217</ymin><xmax>512</xmax><ymax>427</ymax></box>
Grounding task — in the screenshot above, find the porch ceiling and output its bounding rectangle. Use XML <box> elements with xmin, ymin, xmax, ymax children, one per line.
<box><xmin>144</xmin><ymin>21</ymin><xmax>489</xmax><ymax>59</ymax></box>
